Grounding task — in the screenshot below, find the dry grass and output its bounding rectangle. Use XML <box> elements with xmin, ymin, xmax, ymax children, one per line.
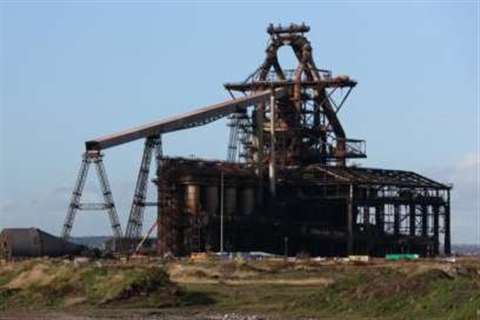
<box><xmin>0</xmin><ymin>259</ymin><xmax>177</xmax><ymax>310</ymax></box>
<box><xmin>1</xmin><ymin>257</ymin><xmax>479</xmax><ymax>319</ymax></box>
<box><xmin>5</xmin><ymin>263</ymin><xmax>55</xmax><ymax>289</ymax></box>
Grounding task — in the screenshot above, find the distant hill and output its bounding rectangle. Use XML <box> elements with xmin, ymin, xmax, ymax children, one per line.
<box><xmin>452</xmin><ymin>244</ymin><xmax>480</xmax><ymax>256</ymax></box>
<box><xmin>70</xmin><ymin>236</ymin><xmax>112</xmax><ymax>249</ymax></box>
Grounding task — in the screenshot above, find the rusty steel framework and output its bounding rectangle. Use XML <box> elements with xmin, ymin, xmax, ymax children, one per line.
<box><xmin>225</xmin><ymin>23</ymin><xmax>365</xmax><ymax>168</ymax></box>
<box><xmin>63</xmin><ymin>23</ymin><xmax>451</xmax><ymax>257</ymax></box>
<box><xmin>124</xmin><ymin>136</ymin><xmax>163</xmax><ymax>239</ymax></box>
<box><xmin>154</xmin><ymin>159</ymin><xmax>451</xmax><ymax>257</ymax></box>
<box><xmin>62</xmin><ymin>151</ymin><xmax>122</xmax><ymax>239</ymax></box>
<box><xmin>63</xmin><ymin>87</ymin><xmax>285</xmax><ymax>239</ymax></box>
<box><xmin>153</xmin><ymin>24</ymin><xmax>451</xmax><ymax>257</ymax></box>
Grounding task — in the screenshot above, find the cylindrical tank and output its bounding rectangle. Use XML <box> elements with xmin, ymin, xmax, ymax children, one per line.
<box><xmin>185</xmin><ymin>184</ymin><xmax>200</xmax><ymax>215</ymax></box>
<box><xmin>225</xmin><ymin>187</ymin><xmax>237</xmax><ymax>216</ymax></box>
<box><xmin>204</xmin><ymin>185</ymin><xmax>219</xmax><ymax>216</ymax></box>
<box><xmin>239</xmin><ymin>187</ymin><xmax>255</xmax><ymax>215</ymax></box>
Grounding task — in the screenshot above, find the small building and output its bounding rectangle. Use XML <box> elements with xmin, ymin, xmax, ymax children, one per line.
<box><xmin>0</xmin><ymin>228</ymin><xmax>85</xmax><ymax>259</ymax></box>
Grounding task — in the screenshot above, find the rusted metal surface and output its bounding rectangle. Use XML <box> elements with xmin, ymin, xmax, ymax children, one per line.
<box><xmin>155</xmin><ymin>159</ymin><xmax>451</xmax><ymax>257</ymax></box>
<box><xmin>155</xmin><ymin>158</ymin><xmax>257</xmax><ymax>255</ymax></box>
<box><xmin>63</xmin><ymin>23</ymin><xmax>452</xmax><ymax>257</ymax></box>
<box><xmin>224</xmin><ymin>25</ymin><xmax>363</xmax><ymax>169</ymax></box>
<box><xmin>267</xmin><ymin>22</ymin><xmax>310</xmax><ymax>35</ymax></box>
<box><xmin>154</xmin><ymin>24</ymin><xmax>452</xmax><ymax>257</ymax></box>
<box><xmin>86</xmin><ymin>88</ymin><xmax>286</xmax><ymax>151</ymax></box>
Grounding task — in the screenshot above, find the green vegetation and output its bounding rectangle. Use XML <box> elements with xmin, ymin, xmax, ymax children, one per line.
<box><xmin>0</xmin><ymin>259</ymin><xmax>178</xmax><ymax>310</ymax></box>
<box><xmin>289</xmin><ymin>268</ymin><xmax>480</xmax><ymax>319</ymax></box>
<box><xmin>1</xmin><ymin>258</ymin><xmax>479</xmax><ymax>319</ymax></box>
<box><xmin>173</xmin><ymin>260</ymin><xmax>480</xmax><ymax>320</ymax></box>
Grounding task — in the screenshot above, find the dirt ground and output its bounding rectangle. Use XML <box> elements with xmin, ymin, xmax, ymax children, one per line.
<box><xmin>1</xmin><ymin>257</ymin><xmax>479</xmax><ymax>320</ymax></box>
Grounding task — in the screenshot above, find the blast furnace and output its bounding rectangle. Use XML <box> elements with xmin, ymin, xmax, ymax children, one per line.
<box><xmin>63</xmin><ymin>24</ymin><xmax>451</xmax><ymax>257</ymax></box>
<box><xmin>154</xmin><ymin>24</ymin><xmax>451</xmax><ymax>257</ymax></box>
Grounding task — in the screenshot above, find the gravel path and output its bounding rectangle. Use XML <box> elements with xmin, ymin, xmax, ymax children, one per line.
<box><xmin>0</xmin><ymin>311</ymin><xmax>288</xmax><ymax>320</ymax></box>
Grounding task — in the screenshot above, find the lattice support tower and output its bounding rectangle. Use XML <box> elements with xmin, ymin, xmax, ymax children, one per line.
<box><xmin>125</xmin><ymin>135</ymin><xmax>163</xmax><ymax>239</ymax></box>
<box><xmin>62</xmin><ymin>151</ymin><xmax>122</xmax><ymax>239</ymax></box>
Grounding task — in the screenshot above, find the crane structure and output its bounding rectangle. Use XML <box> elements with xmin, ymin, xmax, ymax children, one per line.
<box><xmin>62</xmin><ymin>24</ymin><xmax>451</xmax><ymax>257</ymax></box>
<box><xmin>62</xmin><ymin>88</ymin><xmax>286</xmax><ymax>240</ymax></box>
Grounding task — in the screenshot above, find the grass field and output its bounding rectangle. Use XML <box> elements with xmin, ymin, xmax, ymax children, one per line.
<box><xmin>0</xmin><ymin>257</ymin><xmax>479</xmax><ymax>319</ymax></box>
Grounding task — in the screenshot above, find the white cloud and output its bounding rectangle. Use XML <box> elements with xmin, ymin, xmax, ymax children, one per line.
<box><xmin>423</xmin><ymin>152</ymin><xmax>479</xmax><ymax>244</ymax></box>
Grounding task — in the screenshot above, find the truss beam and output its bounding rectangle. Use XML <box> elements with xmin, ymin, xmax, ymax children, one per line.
<box><xmin>86</xmin><ymin>89</ymin><xmax>286</xmax><ymax>151</ymax></box>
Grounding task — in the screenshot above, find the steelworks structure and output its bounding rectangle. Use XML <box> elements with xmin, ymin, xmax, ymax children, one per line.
<box><xmin>63</xmin><ymin>23</ymin><xmax>451</xmax><ymax>257</ymax></box>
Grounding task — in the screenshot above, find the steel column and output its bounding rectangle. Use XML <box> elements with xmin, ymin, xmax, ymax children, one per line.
<box><xmin>433</xmin><ymin>204</ymin><xmax>440</xmax><ymax>255</ymax></box>
<box><xmin>375</xmin><ymin>204</ymin><xmax>384</xmax><ymax>234</ymax></box>
<box><xmin>347</xmin><ymin>184</ymin><xmax>354</xmax><ymax>254</ymax></box>
<box><xmin>269</xmin><ymin>89</ymin><xmax>276</xmax><ymax>197</ymax></box>
<box><xmin>93</xmin><ymin>155</ymin><xmax>123</xmax><ymax>238</ymax></box>
<box><xmin>62</xmin><ymin>153</ymin><xmax>90</xmax><ymax>239</ymax></box>
<box><xmin>409</xmin><ymin>203</ymin><xmax>416</xmax><ymax>236</ymax></box>
<box><xmin>125</xmin><ymin>136</ymin><xmax>159</xmax><ymax>239</ymax></box>
<box><xmin>421</xmin><ymin>204</ymin><xmax>428</xmax><ymax>237</ymax></box>
<box><xmin>393</xmin><ymin>205</ymin><xmax>400</xmax><ymax>236</ymax></box>
<box><xmin>445</xmin><ymin>190</ymin><xmax>451</xmax><ymax>255</ymax></box>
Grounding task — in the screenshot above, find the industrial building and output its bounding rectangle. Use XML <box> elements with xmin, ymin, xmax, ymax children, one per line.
<box><xmin>155</xmin><ymin>158</ymin><xmax>451</xmax><ymax>257</ymax></box>
<box><xmin>62</xmin><ymin>23</ymin><xmax>451</xmax><ymax>257</ymax></box>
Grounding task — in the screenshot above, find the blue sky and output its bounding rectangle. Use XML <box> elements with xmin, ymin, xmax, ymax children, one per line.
<box><xmin>1</xmin><ymin>1</ymin><xmax>478</xmax><ymax>244</ymax></box>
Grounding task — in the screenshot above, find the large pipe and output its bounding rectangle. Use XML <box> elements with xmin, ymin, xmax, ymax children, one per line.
<box><xmin>185</xmin><ymin>184</ymin><xmax>200</xmax><ymax>215</ymax></box>
<box><xmin>255</xmin><ymin>102</ymin><xmax>264</xmax><ymax>204</ymax></box>
<box><xmin>269</xmin><ymin>89</ymin><xmax>276</xmax><ymax>197</ymax></box>
<box><xmin>225</xmin><ymin>187</ymin><xmax>237</xmax><ymax>216</ymax></box>
<box><xmin>204</xmin><ymin>185</ymin><xmax>219</xmax><ymax>216</ymax></box>
<box><xmin>240</xmin><ymin>187</ymin><xmax>255</xmax><ymax>215</ymax></box>
<box><xmin>220</xmin><ymin>171</ymin><xmax>224</xmax><ymax>253</ymax></box>
<box><xmin>347</xmin><ymin>184</ymin><xmax>354</xmax><ymax>255</ymax></box>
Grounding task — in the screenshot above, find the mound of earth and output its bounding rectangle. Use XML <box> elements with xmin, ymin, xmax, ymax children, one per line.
<box><xmin>1</xmin><ymin>257</ymin><xmax>479</xmax><ymax>320</ymax></box>
<box><xmin>0</xmin><ymin>259</ymin><xmax>178</xmax><ymax>310</ymax></box>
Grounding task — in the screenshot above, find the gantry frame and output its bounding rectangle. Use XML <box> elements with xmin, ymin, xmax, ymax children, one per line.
<box><xmin>62</xmin><ymin>88</ymin><xmax>287</xmax><ymax>239</ymax></box>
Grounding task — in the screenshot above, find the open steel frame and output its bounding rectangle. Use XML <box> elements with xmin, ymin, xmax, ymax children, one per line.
<box><xmin>153</xmin><ymin>159</ymin><xmax>451</xmax><ymax>257</ymax></box>
<box><xmin>63</xmin><ymin>23</ymin><xmax>452</xmax><ymax>258</ymax></box>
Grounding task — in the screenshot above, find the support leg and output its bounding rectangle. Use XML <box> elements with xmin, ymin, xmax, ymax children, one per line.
<box><xmin>409</xmin><ymin>204</ymin><xmax>416</xmax><ymax>237</ymax></box>
<box><xmin>433</xmin><ymin>204</ymin><xmax>440</xmax><ymax>255</ymax></box>
<box><xmin>422</xmin><ymin>204</ymin><xmax>428</xmax><ymax>237</ymax></box>
<box><xmin>63</xmin><ymin>151</ymin><xmax>122</xmax><ymax>240</ymax></box>
<box><xmin>94</xmin><ymin>155</ymin><xmax>123</xmax><ymax>238</ymax></box>
<box><xmin>347</xmin><ymin>184</ymin><xmax>354</xmax><ymax>255</ymax></box>
<box><xmin>394</xmin><ymin>205</ymin><xmax>400</xmax><ymax>236</ymax></box>
<box><xmin>375</xmin><ymin>204</ymin><xmax>384</xmax><ymax>234</ymax></box>
<box><xmin>62</xmin><ymin>153</ymin><xmax>90</xmax><ymax>239</ymax></box>
<box><xmin>269</xmin><ymin>90</ymin><xmax>276</xmax><ymax>197</ymax></box>
<box><xmin>125</xmin><ymin>137</ymin><xmax>157</xmax><ymax>239</ymax></box>
<box><xmin>444</xmin><ymin>190</ymin><xmax>451</xmax><ymax>255</ymax></box>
